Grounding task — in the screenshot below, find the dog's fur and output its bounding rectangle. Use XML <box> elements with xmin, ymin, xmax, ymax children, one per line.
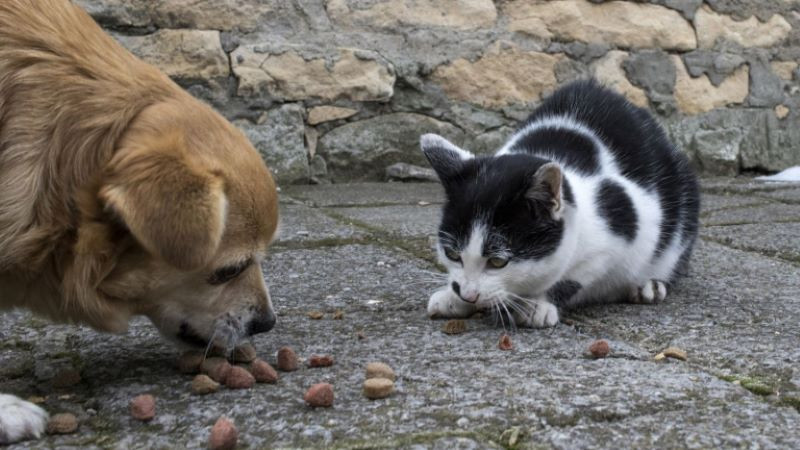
<box><xmin>0</xmin><ymin>0</ymin><xmax>279</xmax><ymax>443</ymax></box>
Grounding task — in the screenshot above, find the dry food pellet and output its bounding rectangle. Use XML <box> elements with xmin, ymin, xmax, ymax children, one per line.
<box><xmin>232</xmin><ymin>343</ymin><xmax>257</xmax><ymax>363</ymax></box>
<box><xmin>365</xmin><ymin>362</ymin><xmax>395</xmax><ymax>381</ymax></box>
<box><xmin>130</xmin><ymin>394</ymin><xmax>155</xmax><ymax>421</ymax></box>
<box><xmin>307</xmin><ymin>311</ymin><xmax>324</xmax><ymax>320</ymax></box>
<box><xmin>588</xmin><ymin>339</ymin><xmax>610</xmax><ymax>359</ymax></box>
<box><xmin>442</xmin><ymin>319</ymin><xmax>467</xmax><ymax>335</ymax></box>
<box><xmin>46</xmin><ymin>413</ymin><xmax>78</xmax><ymax>434</ymax></box>
<box><xmin>662</xmin><ymin>346</ymin><xmax>688</xmax><ymax>361</ymax></box>
<box><xmin>191</xmin><ymin>374</ymin><xmax>220</xmax><ymax>395</ymax></box>
<box><xmin>276</xmin><ymin>347</ymin><xmax>299</xmax><ymax>372</ymax></box>
<box><xmin>248</xmin><ymin>359</ymin><xmax>278</xmax><ymax>383</ymax></box>
<box><xmin>363</xmin><ymin>378</ymin><xmax>394</xmax><ymax>399</ymax></box>
<box><xmin>498</xmin><ymin>334</ymin><xmax>512</xmax><ymax>351</ymax></box>
<box><xmin>304</xmin><ymin>383</ymin><xmax>334</xmax><ymax>407</ymax></box>
<box><xmin>332</xmin><ymin>310</ymin><xmax>344</xmax><ymax>320</ymax></box>
<box><xmin>308</xmin><ymin>355</ymin><xmax>334</xmax><ymax>368</ymax></box>
<box><xmin>209</xmin><ymin>417</ymin><xmax>238</xmax><ymax>450</ymax></box>
<box><xmin>225</xmin><ymin>366</ymin><xmax>256</xmax><ymax>389</ymax></box>
<box><xmin>178</xmin><ymin>350</ymin><xmax>204</xmax><ymax>374</ymax></box>
<box><xmin>201</xmin><ymin>357</ymin><xmax>233</xmax><ymax>383</ymax></box>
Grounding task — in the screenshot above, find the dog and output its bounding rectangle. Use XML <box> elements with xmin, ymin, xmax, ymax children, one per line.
<box><xmin>0</xmin><ymin>0</ymin><xmax>280</xmax><ymax>443</ymax></box>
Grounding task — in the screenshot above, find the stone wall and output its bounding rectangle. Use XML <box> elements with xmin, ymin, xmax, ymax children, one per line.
<box><xmin>77</xmin><ymin>0</ymin><xmax>800</xmax><ymax>183</ymax></box>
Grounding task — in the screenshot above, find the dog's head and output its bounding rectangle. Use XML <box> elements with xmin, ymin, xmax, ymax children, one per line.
<box><xmin>72</xmin><ymin>97</ymin><xmax>280</xmax><ymax>350</ymax></box>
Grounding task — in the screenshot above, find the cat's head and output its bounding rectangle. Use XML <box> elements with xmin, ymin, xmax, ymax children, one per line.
<box><xmin>421</xmin><ymin>134</ymin><xmax>573</xmax><ymax>310</ymax></box>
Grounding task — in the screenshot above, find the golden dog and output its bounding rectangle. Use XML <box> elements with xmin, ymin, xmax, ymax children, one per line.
<box><xmin>0</xmin><ymin>0</ymin><xmax>279</xmax><ymax>443</ymax></box>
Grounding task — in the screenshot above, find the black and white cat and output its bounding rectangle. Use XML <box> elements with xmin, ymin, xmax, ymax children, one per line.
<box><xmin>421</xmin><ymin>80</ymin><xmax>699</xmax><ymax>327</ymax></box>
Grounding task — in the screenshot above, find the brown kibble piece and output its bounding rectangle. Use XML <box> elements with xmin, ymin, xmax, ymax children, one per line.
<box><xmin>498</xmin><ymin>334</ymin><xmax>512</xmax><ymax>351</ymax></box>
<box><xmin>303</xmin><ymin>383</ymin><xmax>334</xmax><ymax>407</ymax></box>
<box><xmin>356</xmin><ymin>331</ymin><xmax>366</xmax><ymax>340</ymax></box>
<box><xmin>201</xmin><ymin>357</ymin><xmax>233</xmax><ymax>383</ymax></box>
<box><xmin>332</xmin><ymin>310</ymin><xmax>344</xmax><ymax>320</ymax></box>
<box><xmin>365</xmin><ymin>362</ymin><xmax>395</xmax><ymax>381</ymax></box>
<box><xmin>209</xmin><ymin>417</ymin><xmax>238</xmax><ymax>450</ymax></box>
<box><xmin>307</xmin><ymin>311</ymin><xmax>324</xmax><ymax>320</ymax></box>
<box><xmin>178</xmin><ymin>350</ymin><xmax>205</xmax><ymax>374</ymax></box>
<box><xmin>225</xmin><ymin>366</ymin><xmax>256</xmax><ymax>389</ymax></box>
<box><xmin>232</xmin><ymin>343</ymin><xmax>257</xmax><ymax>363</ymax></box>
<box><xmin>308</xmin><ymin>355</ymin><xmax>334</xmax><ymax>368</ymax></box>
<box><xmin>46</xmin><ymin>413</ymin><xmax>78</xmax><ymax>434</ymax></box>
<box><xmin>248</xmin><ymin>359</ymin><xmax>278</xmax><ymax>383</ymax></box>
<box><xmin>130</xmin><ymin>394</ymin><xmax>155</xmax><ymax>421</ymax></box>
<box><xmin>52</xmin><ymin>368</ymin><xmax>81</xmax><ymax>388</ymax></box>
<box><xmin>442</xmin><ymin>319</ymin><xmax>467</xmax><ymax>335</ymax></box>
<box><xmin>588</xmin><ymin>339</ymin><xmax>610</xmax><ymax>359</ymax></box>
<box><xmin>662</xmin><ymin>346</ymin><xmax>688</xmax><ymax>361</ymax></box>
<box><xmin>191</xmin><ymin>374</ymin><xmax>220</xmax><ymax>395</ymax></box>
<box><xmin>363</xmin><ymin>378</ymin><xmax>394</xmax><ymax>399</ymax></box>
<box><xmin>277</xmin><ymin>347</ymin><xmax>299</xmax><ymax>372</ymax></box>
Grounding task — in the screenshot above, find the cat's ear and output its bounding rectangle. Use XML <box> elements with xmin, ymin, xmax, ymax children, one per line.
<box><xmin>420</xmin><ymin>134</ymin><xmax>474</xmax><ymax>182</ymax></box>
<box><xmin>526</xmin><ymin>162</ymin><xmax>564</xmax><ymax>220</ymax></box>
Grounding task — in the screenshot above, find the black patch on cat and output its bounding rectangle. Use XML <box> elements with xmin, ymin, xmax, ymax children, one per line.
<box><xmin>509</xmin><ymin>127</ymin><xmax>600</xmax><ymax>175</ymax></box>
<box><xmin>596</xmin><ymin>179</ymin><xmax>638</xmax><ymax>242</ymax></box>
<box><xmin>436</xmin><ymin>154</ymin><xmax>564</xmax><ymax>261</ymax></box>
<box><xmin>547</xmin><ymin>280</ymin><xmax>582</xmax><ymax>306</ymax></box>
<box><xmin>451</xmin><ymin>281</ymin><xmax>461</xmax><ymax>297</ymax></box>
<box><xmin>523</xmin><ymin>79</ymin><xmax>699</xmax><ymax>261</ymax></box>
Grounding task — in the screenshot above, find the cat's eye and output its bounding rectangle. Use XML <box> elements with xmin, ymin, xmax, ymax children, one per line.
<box><xmin>444</xmin><ymin>247</ymin><xmax>461</xmax><ymax>262</ymax></box>
<box><xmin>208</xmin><ymin>259</ymin><xmax>251</xmax><ymax>285</ymax></box>
<box><xmin>487</xmin><ymin>257</ymin><xmax>509</xmax><ymax>269</ymax></box>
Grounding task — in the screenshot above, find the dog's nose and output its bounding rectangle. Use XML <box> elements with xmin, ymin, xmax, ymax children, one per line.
<box><xmin>246</xmin><ymin>310</ymin><xmax>276</xmax><ymax>336</ymax></box>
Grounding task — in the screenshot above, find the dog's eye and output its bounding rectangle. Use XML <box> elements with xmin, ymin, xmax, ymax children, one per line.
<box><xmin>487</xmin><ymin>257</ymin><xmax>509</xmax><ymax>269</ymax></box>
<box><xmin>444</xmin><ymin>247</ymin><xmax>461</xmax><ymax>262</ymax></box>
<box><xmin>208</xmin><ymin>260</ymin><xmax>251</xmax><ymax>285</ymax></box>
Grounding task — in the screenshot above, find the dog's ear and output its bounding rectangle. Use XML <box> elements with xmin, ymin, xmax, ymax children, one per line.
<box><xmin>99</xmin><ymin>135</ymin><xmax>226</xmax><ymax>271</ymax></box>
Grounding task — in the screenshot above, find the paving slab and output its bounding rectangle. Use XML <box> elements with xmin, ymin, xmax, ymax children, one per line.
<box><xmin>330</xmin><ymin>204</ymin><xmax>442</xmax><ymax>238</ymax></box>
<box><xmin>701</xmin><ymin>222</ymin><xmax>800</xmax><ymax>263</ymax></box>
<box><xmin>282</xmin><ymin>182</ymin><xmax>444</xmax><ymax>207</ymax></box>
<box><xmin>701</xmin><ymin>202</ymin><xmax>800</xmax><ymax>226</ymax></box>
<box><xmin>275</xmin><ymin>204</ymin><xmax>369</xmax><ymax>246</ymax></box>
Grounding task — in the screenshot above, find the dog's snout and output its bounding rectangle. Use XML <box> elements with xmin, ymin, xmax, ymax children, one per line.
<box><xmin>246</xmin><ymin>309</ymin><xmax>276</xmax><ymax>336</ymax></box>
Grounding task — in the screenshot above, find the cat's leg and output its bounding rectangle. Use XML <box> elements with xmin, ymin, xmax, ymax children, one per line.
<box><xmin>427</xmin><ymin>287</ymin><xmax>477</xmax><ymax>319</ymax></box>
<box><xmin>628</xmin><ymin>279</ymin><xmax>668</xmax><ymax>304</ymax></box>
<box><xmin>511</xmin><ymin>297</ymin><xmax>559</xmax><ymax>328</ymax></box>
<box><xmin>0</xmin><ymin>394</ymin><xmax>49</xmax><ymax>445</ymax></box>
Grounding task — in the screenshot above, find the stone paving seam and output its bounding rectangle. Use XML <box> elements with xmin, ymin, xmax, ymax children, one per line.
<box><xmin>699</xmin><ymin>234</ymin><xmax>800</xmax><ymax>266</ymax></box>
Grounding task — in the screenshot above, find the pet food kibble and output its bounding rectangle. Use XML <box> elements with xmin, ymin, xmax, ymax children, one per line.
<box><xmin>178</xmin><ymin>350</ymin><xmax>204</xmax><ymax>374</ymax></box>
<box><xmin>303</xmin><ymin>383</ymin><xmax>334</xmax><ymax>407</ymax></box>
<box><xmin>307</xmin><ymin>311</ymin><xmax>324</xmax><ymax>320</ymax></box>
<box><xmin>365</xmin><ymin>362</ymin><xmax>395</xmax><ymax>381</ymax></box>
<box><xmin>363</xmin><ymin>378</ymin><xmax>394</xmax><ymax>399</ymax></box>
<box><xmin>201</xmin><ymin>357</ymin><xmax>233</xmax><ymax>383</ymax></box>
<box><xmin>130</xmin><ymin>394</ymin><xmax>155</xmax><ymax>421</ymax></box>
<box><xmin>277</xmin><ymin>347</ymin><xmax>299</xmax><ymax>372</ymax></box>
<box><xmin>232</xmin><ymin>343</ymin><xmax>257</xmax><ymax>363</ymax></box>
<box><xmin>225</xmin><ymin>366</ymin><xmax>256</xmax><ymax>389</ymax></box>
<box><xmin>248</xmin><ymin>359</ymin><xmax>278</xmax><ymax>383</ymax></box>
<box><xmin>442</xmin><ymin>319</ymin><xmax>467</xmax><ymax>335</ymax></box>
<box><xmin>52</xmin><ymin>368</ymin><xmax>81</xmax><ymax>388</ymax></box>
<box><xmin>209</xmin><ymin>417</ymin><xmax>238</xmax><ymax>450</ymax></box>
<box><xmin>588</xmin><ymin>340</ymin><xmax>610</xmax><ymax>359</ymax></box>
<box><xmin>46</xmin><ymin>413</ymin><xmax>78</xmax><ymax>434</ymax></box>
<box><xmin>662</xmin><ymin>346</ymin><xmax>688</xmax><ymax>361</ymax></box>
<box><xmin>308</xmin><ymin>355</ymin><xmax>334</xmax><ymax>368</ymax></box>
<box><xmin>498</xmin><ymin>334</ymin><xmax>513</xmax><ymax>351</ymax></box>
<box><xmin>333</xmin><ymin>310</ymin><xmax>344</xmax><ymax>320</ymax></box>
<box><xmin>191</xmin><ymin>374</ymin><xmax>220</xmax><ymax>395</ymax></box>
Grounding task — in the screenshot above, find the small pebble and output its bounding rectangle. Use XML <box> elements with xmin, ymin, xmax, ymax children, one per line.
<box><xmin>332</xmin><ymin>310</ymin><xmax>344</xmax><ymax>320</ymax></box>
<box><xmin>52</xmin><ymin>368</ymin><xmax>81</xmax><ymax>388</ymax></box>
<box><xmin>307</xmin><ymin>311</ymin><xmax>324</xmax><ymax>320</ymax></box>
<box><xmin>130</xmin><ymin>394</ymin><xmax>155</xmax><ymax>421</ymax></box>
<box><xmin>662</xmin><ymin>346</ymin><xmax>688</xmax><ymax>361</ymax></box>
<box><xmin>442</xmin><ymin>319</ymin><xmax>467</xmax><ymax>335</ymax></box>
<box><xmin>27</xmin><ymin>396</ymin><xmax>46</xmax><ymax>404</ymax></box>
<box><xmin>588</xmin><ymin>339</ymin><xmax>610</xmax><ymax>359</ymax></box>
<box><xmin>225</xmin><ymin>366</ymin><xmax>256</xmax><ymax>389</ymax></box>
<box><xmin>365</xmin><ymin>362</ymin><xmax>395</xmax><ymax>381</ymax></box>
<box><xmin>46</xmin><ymin>413</ymin><xmax>78</xmax><ymax>434</ymax></box>
<box><xmin>654</xmin><ymin>352</ymin><xmax>666</xmax><ymax>361</ymax></box>
<box><xmin>356</xmin><ymin>331</ymin><xmax>366</xmax><ymax>340</ymax></box>
<box><xmin>209</xmin><ymin>417</ymin><xmax>238</xmax><ymax>450</ymax></box>
<box><xmin>277</xmin><ymin>347</ymin><xmax>299</xmax><ymax>372</ymax></box>
<box><xmin>191</xmin><ymin>374</ymin><xmax>220</xmax><ymax>395</ymax></box>
<box><xmin>308</xmin><ymin>355</ymin><xmax>334</xmax><ymax>368</ymax></box>
<box><xmin>304</xmin><ymin>383</ymin><xmax>334</xmax><ymax>407</ymax></box>
<box><xmin>498</xmin><ymin>334</ymin><xmax>513</xmax><ymax>351</ymax></box>
<box><xmin>177</xmin><ymin>350</ymin><xmax>205</xmax><ymax>374</ymax></box>
<box><xmin>363</xmin><ymin>378</ymin><xmax>394</xmax><ymax>399</ymax></box>
<box><xmin>232</xmin><ymin>343</ymin><xmax>257</xmax><ymax>363</ymax></box>
<box><xmin>201</xmin><ymin>357</ymin><xmax>233</xmax><ymax>383</ymax></box>
<box><xmin>248</xmin><ymin>359</ymin><xmax>278</xmax><ymax>383</ymax></box>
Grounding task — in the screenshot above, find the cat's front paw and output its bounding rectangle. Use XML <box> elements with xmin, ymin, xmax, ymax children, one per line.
<box><xmin>0</xmin><ymin>394</ymin><xmax>49</xmax><ymax>445</ymax></box>
<box><xmin>427</xmin><ymin>288</ymin><xmax>476</xmax><ymax>319</ymax></box>
<box><xmin>513</xmin><ymin>300</ymin><xmax>559</xmax><ymax>328</ymax></box>
<box><xmin>628</xmin><ymin>280</ymin><xmax>668</xmax><ymax>304</ymax></box>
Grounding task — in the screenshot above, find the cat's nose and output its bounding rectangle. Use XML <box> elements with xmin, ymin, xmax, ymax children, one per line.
<box><xmin>452</xmin><ymin>281</ymin><xmax>480</xmax><ymax>303</ymax></box>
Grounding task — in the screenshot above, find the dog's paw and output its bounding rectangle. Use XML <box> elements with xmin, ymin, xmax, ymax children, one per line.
<box><xmin>0</xmin><ymin>394</ymin><xmax>49</xmax><ymax>445</ymax></box>
<box><xmin>513</xmin><ymin>300</ymin><xmax>559</xmax><ymax>328</ymax></box>
<box><xmin>629</xmin><ymin>280</ymin><xmax>668</xmax><ymax>304</ymax></box>
<box><xmin>427</xmin><ymin>288</ymin><xmax>476</xmax><ymax>319</ymax></box>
